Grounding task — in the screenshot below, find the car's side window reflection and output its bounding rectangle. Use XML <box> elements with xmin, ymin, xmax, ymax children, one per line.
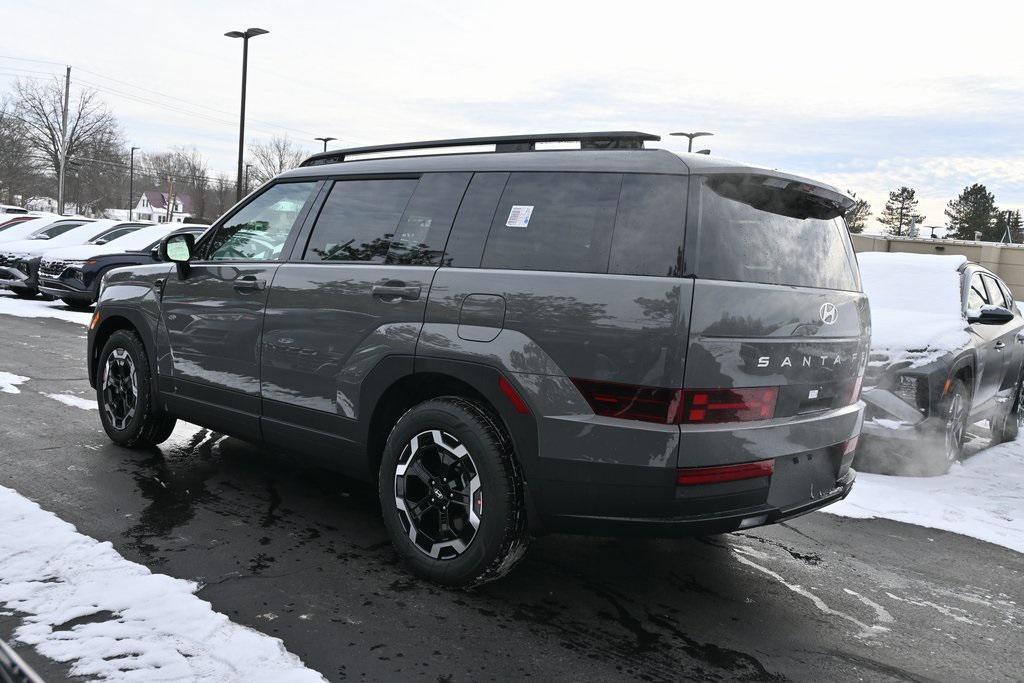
<box><xmin>967</xmin><ymin>273</ymin><xmax>989</xmax><ymax>311</ymax></box>
<box><xmin>206</xmin><ymin>182</ymin><xmax>317</xmax><ymax>262</ymax></box>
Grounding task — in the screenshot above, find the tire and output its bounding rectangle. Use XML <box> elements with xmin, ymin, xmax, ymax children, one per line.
<box><xmin>61</xmin><ymin>297</ymin><xmax>93</xmax><ymax>311</ymax></box>
<box><xmin>96</xmin><ymin>329</ymin><xmax>176</xmax><ymax>447</ymax></box>
<box><xmin>991</xmin><ymin>373</ymin><xmax>1023</xmax><ymax>445</ymax></box>
<box><xmin>11</xmin><ymin>289</ymin><xmax>36</xmax><ymax>299</ymax></box>
<box><xmin>378</xmin><ymin>397</ymin><xmax>528</xmax><ymax>587</ymax></box>
<box><xmin>927</xmin><ymin>378</ymin><xmax>970</xmax><ymax>475</ymax></box>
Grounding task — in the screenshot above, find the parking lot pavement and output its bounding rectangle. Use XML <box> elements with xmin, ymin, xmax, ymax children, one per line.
<box><xmin>1</xmin><ymin>309</ymin><xmax>1022</xmax><ymax>682</ymax></box>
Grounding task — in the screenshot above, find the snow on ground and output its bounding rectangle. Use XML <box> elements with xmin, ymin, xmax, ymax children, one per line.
<box><xmin>0</xmin><ymin>484</ymin><xmax>326</xmax><ymax>682</ymax></box>
<box><xmin>826</xmin><ymin>436</ymin><xmax>1024</xmax><ymax>554</ymax></box>
<box><xmin>43</xmin><ymin>393</ymin><xmax>97</xmax><ymax>410</ymax></box>
<box><xmin>0</xmin><ymin>291</ymin><xmax>91</xmax><ymax>326</ymax></box>
<box><xmin>0</xmin><ymin>372</ymin><xmax>29</xmax><ymax>394</ymax></box>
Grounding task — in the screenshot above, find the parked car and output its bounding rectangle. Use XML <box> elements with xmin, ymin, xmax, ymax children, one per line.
<box><xmin>857</xmin><ymin>252</ymin><xmax>1024</xmax><ymax>475</ymax></box>
<box><xmin>38</xmin><ymin>223</ymin><xmax>208</xmax><ymax>309</ymax></box>
<box><xmin>0</xmin><ymin>204</ymin><xmax>29</xmax><ymax>215</ymax></box>
<box><xmin>0</xmin><ymin>214</ymin><xmax>40</xmax><ymax>233</ymax></box>
<box><xmin>0</xmin><ymin>220</ymin><xmax>148</xmax><ymax>298</ymax></box>
<box><xmin>88</xmin><ymin>131</ymin><xmax>868</xmax><ymax>586</ymax></box>
<box><xmin>0</xmin><ymin>215</ymin><xmax>86</xmax><ymax>245</ymax></box>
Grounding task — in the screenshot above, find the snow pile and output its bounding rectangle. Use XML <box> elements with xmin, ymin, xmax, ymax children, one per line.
<box><xmin>826</xmin><ymin>437</ymin><xmax>1024</xmax><ymax>554</ymax></box>
<box><xmin>0</xmin><ymin>291</ymin><xmax>91</xmax><ymax>325</ymax></box>
<box><xmin>0</xmin><ymin>485</ymin><xmax>326</xmax><ymax>682</ymax></box>
<box><xmin>858</xmin><ymin>252</ymin><xmax>970</xmax><ymax>367</ymax></box>
<box><xmin>43</xmin><ymin>393</ymin><xmax>97</xmax><ymax>410</ymax></box>
<box><xmin>0</xmin><ymin>372</ymin><xmax>29</xmax><ymax>394</ymax></box>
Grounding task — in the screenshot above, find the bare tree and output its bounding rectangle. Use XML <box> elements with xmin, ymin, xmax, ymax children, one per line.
<box><xmin>0</xmin><ymin>94</ymin><xmax>44</xmax><ymax>204</ymax></box>
<box><xmin>248</xmin><ymin>134</ymin><xmax>306</xmax><ymax>185</ymax></box>
<box><xmin>14</xmin><ymin>77</ymin><xmax>121</xmax><ymax>206</ymax></box>
<box><xmin>172</xmin><ymin>146</ymin><xmax>209</xmax><ymax>221</ymax></box>
<box><xmin>210</xmin><ymin>173</ymin><xmax>234</xmax><ymax>218</ymax></box>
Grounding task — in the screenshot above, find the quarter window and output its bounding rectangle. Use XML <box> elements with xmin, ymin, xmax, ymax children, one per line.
<box><xmin>608</xmin><ymin>174</ymin><xmax>687</xmax><ymax>277</ymax></box>
<box><xmin>480</xmin><ymin>172</ymin><xmax>620</xmax><ymax>273</ymax></box>
<box><xmin>207</xmin><ymin>182</ymin><xmax>317</xmax><ymax>261</ymax></box>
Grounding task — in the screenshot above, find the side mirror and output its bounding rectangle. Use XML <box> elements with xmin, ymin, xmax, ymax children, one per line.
<box><xmin>968</xmin><ymin>305</ymin><xmax>1015</xmax><ymax>325</ymax></box>
<box><xmin>159</xmin><ymin>233</ymin><xmax>195</xmax><ymax>276</ymax></box>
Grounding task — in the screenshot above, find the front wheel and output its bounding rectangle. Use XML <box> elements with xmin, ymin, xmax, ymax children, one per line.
<box><xmin>991</xmin><ymin>373</ymin><xmax>1024</xmax><ymax>445</ymax></box>
<box><xmin>928</xmin><ymin>378</ymin><xmax>970</xmax><ymax>475</ymax></box>
<box><xmin>96</xmin><ymin>329</ymin><xmax>176</xmax><ymax>447</ymax></box>
<box><xmin>61</xmin><ymin>297</ymin><xmax>93</xmax><ymax>311</ymax></box>
<box><xmin>378</xmin><ymin>397</ymin><xmax>528</xmax><ymax>587</ymax></box>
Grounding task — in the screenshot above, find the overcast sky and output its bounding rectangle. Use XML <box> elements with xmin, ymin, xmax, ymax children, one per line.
<box><xmin>2</xmin><ymin>0</ymin><xmax>1022</xmax><ymax>231</ymax></box>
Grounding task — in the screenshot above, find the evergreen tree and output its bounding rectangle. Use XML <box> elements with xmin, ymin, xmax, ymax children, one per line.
<box><xmin>945</xmin><ymin>183</ymin><xmax>998</xmax><ymax>241</ymax></box>
<box><xmin>844</xmin><ymin>190</ymin><xmax>871</xmax><ymax>234</ymax></box>
<box><xmin>993</xmin><ymin>209</ymin><xmax>1023</xmax><ymax>243</ymax></box>
<box><xmin>877</xmin><ymin>186</ymin><xmax>924</xmax><ymax>237</ymax></box>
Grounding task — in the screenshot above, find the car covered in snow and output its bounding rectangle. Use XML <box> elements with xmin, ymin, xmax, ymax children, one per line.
<box><xmin>37</xmin><ymin>222</ymin><xmax>209</xmax><ymax>309</ymax></box>
<box><xmin>0</xmin><ymin>220</ymin><xmax>149</xmax><ymax>298</ymax></box>
<box><xmin>857</xmin><ymin>252</ymin><xmax>1024</xmax><ymax>475</ymax></box>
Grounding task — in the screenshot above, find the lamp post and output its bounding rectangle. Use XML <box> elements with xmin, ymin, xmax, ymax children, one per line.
<box><xmin>670</xmin><ymin>131</ymin><xmax>714</xmax><ymax>153</ymax></box>
<box><xmin>128</xmin><ymin>146</ymin><xmax>140</xmax><ymax>220</ymax></box>
<box><xmin>225</xmin><ymin>27</ymin><xmax>269</xmax><ymax>201</ymax></box>
<box><xmin>315</xmin><ymin>136</ymin><xmax>336</xmax><ymax>153</ymax></box>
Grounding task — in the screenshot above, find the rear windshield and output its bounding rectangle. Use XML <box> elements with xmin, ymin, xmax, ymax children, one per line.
<box><xmin>694</xmin><ymin>175</ymin><xmax>859</xmax><ymax>291</ymax></box>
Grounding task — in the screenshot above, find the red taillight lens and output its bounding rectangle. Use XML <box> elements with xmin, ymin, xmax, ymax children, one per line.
<box><xmin>570</xmin><ymin>379</ymin><xmax>682</xmax><ymax>424</ymax></box>
<box><xmin>677</xmin><ymin>459</ymin><xmax>774</xmax><ymax>486</ymax></box>
<box><xmin>849</xmin><ymin>375</ymin><xmax>864</xmax><ymax>405</ymax></box>
<box><xmin>842</xmin><ymin>435</ymin><xmax>859</xmax><ymax>456</ymax></box>
<box><xmin>571</xmin><ymin>380</ymin><xmax>778</xmax><ymax>425</ymax></box>
<box><xmin>679</xmin><ymin>387</ymin><xmax>778</xmax><ymax>424</ymax></box>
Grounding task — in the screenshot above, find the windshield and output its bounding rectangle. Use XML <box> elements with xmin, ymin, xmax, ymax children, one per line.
<box><xmin>693</xmin><ymin>174</ymin><xmax>860</xmax><ymax>292</ymax></box>
<box><xmin>104</xmin><ymin>224</ymin><xmax>178</xmax><ymax>251</ymax></box>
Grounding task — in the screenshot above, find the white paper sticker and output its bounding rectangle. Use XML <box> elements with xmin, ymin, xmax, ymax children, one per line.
<box><xmin>506</xmin><ymin>205</ymin><xmax>534</xmax><ymax>228</ymax></box>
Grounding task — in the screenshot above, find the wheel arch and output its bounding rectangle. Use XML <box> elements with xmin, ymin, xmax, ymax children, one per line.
<box><xmin>89</xmin><ymin>308</ymin><xmax>160</xmax><ymax>395</ymax></box>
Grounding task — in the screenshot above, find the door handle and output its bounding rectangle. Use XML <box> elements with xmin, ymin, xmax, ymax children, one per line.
<box><xmin>233</xmin><ymin>275</ymin><xmax>265</xmax><ymax>292</ymax></box>
<box><xmin>995</xmin><ymin>341</ymin><xmax>1007</xmax><ymax>350</ymax></box>
<box><xmin>372</xmin><ymin>282</ymin><xmax>421</xmax><ymax>301</ymax></box>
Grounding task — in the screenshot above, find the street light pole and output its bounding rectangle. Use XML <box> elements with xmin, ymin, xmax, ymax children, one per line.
<box><xmin>315</xmin><ymin>136</ymin><xmax>337</xmax><ymax>153</ymax></box>
<box><xmin>670</xmin><ymin>131</ymin><xmax>714</xmax><ymax>153</ymax></box>
<box><xmin>128</xmin><ymin>146</ymin><xmax>140</xmax><ymax>220</ymax></box>
<box><xmin>225</xmin><ymin>27</ymin><xmax>269</xmax><ymax>202</ymax></box>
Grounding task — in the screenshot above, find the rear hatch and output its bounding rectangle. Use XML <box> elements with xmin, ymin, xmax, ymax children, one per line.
<box><xmin>681</xmin><ymin>173</ymin><xmax>869</xmax><ymax>470</ymax></box>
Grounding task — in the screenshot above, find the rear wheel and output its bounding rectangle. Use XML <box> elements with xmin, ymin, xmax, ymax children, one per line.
<box><xmin>96</xmin><ymin>329</ymin><xmax>176</xmax><ymax>447</ymax></box>
<box><xmin>61</xmin><ymin>297</ymin><xmax>93</xmax><ymax>311</ymax></box>
<box><xmin>991</xmin><ymin>373</ymin><xmax>1023</xmax><ymax>445</ymax></box>
<box><xmin>378</xmin><ymin>397</ymin><xmax>528</xmax><ymax>586</ymax></box>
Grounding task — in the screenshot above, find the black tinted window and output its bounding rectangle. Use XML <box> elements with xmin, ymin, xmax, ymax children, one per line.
<box><xmin>609</xmin><ymin>174</ymin><xmax>687</xmax><ymax>277</ymax></box>
<box><xmin>444</xmin><ymin>172</ymin><xmax>508</xmax><ymax>268</ymax></box>
<box><xmin>481</xmin><ymin>172</ymin><xmax>620</xmax><ymax>273</ymax></box>
<box><xmin>387</xmin><ymin>173</ymin><xmax>470</xmax><ymax>265</ymax></box>
<box><xmin>304</xmin><ymin>179</ymin><xmax>417</xmax><ymax>262</ymax></box>
<box><xmin>695</xmin><ymin>175</ymin><xmax>858</xmax><ymax>291</ymax></box>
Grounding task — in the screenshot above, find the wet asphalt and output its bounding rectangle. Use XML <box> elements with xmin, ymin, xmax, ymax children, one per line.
<box><xmin>0</xmin><ymin>311</ymin><xmax>1022</xmax><ymax>682</ymax></box>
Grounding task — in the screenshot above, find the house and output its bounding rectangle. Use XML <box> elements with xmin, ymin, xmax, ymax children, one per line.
<box><xmin>133</xmin><ymin>191</ymin><xmax>193</xmax><ymax>223</ymax></box>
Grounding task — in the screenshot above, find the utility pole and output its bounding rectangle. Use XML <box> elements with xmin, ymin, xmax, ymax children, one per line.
<box><xmin>166</xmin><ymin>178</ymin><xmax>175</xmax><ymax>223</ymax></box>
<box><xmin>57</xmin><ymin>66</ymin><xmax>71</xmax><ymax>215</ymax></box>
<box><xmin>128</xmin><ymin>146</ymin><xmax>139</xmax><ymax>220</ymax></box>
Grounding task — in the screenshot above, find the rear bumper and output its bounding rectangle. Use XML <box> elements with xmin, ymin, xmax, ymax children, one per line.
<box><xmin>542</xmin><ymin>468</ymin><xmax>856</xmax><ymax>537</ymax></box>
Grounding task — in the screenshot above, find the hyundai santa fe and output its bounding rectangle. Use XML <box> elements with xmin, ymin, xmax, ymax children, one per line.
<box><xmin>87</xmin><ymin>131</ymin><xmax>869</xmax><ymax>585</ymax></box>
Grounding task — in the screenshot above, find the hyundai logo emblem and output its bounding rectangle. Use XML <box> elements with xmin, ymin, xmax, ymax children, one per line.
<box><xmin>819</xmin><ymin>302</ymin><xmax>838</xmax><ymax>325</ymax></box>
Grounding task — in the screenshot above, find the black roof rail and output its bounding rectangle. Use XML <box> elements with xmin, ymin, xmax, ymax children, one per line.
<box><xmin>299</xmin><ymin>131</ymin><xmax>660</xmax><ymax>166</ymax></box>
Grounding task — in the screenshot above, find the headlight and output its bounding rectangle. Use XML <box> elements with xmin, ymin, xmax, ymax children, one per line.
<box><xmin>894</xmin><ymin>374</ymin><xmax>928</xmax><ymax>413</ymax></box>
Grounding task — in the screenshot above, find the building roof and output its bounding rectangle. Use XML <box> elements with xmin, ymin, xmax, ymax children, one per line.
<box><xmin>142</xmin><ymin>191</ymin><xmax>193</xmax><ymax>215</ymax></box>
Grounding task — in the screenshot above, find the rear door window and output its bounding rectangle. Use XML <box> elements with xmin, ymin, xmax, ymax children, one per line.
<box><xmin>480</xmin><ymin>172</ymin><xmax>620</xmax><ymax>273</ymax></box>
<box><xmin>303</xmin><ymin>179</ymin><xmax>417</xmax><ymax>263</ymax></box>
<box><xmin>608</xmin><ymin>174</ymin><xmax>687</xmax><ymax>277</ymax></box>
<box><xmin>693</xmin><ymin>175</ymin><xmax>859</xmax><ymax>291</ymax></box>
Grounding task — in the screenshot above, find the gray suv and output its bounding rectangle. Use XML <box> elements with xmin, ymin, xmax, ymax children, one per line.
<box><xmin>87</xmin><ymin>132</ymin><xmax>869</xmax><ymax>585</ymax></box>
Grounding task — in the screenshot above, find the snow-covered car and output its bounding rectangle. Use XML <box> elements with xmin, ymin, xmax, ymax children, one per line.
<box><xmin>0</xmin><ymin>203</ymin><xmax>30</xmax><ymax>215</ymax></box>
<box><xmin>0</xmin><ymin>220</ymin><xmax>150</xmax><ymax>298</ymax></box>
<box><xmin>0</xmin><ymin>214</ymin><xmax>82</xmax><ymax>244</ymax></box>
<box><xmin>857</xmin><ymin>252</ymin><xmax>1024</xmax><ymax>475</ymax></box>
<box><xmin>37</xmin><ymin>223</ymin><xmax>209</xmax><ymax>309</ymax></box>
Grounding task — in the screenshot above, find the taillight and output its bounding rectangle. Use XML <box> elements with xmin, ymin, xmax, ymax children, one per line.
<box><xmin>842</xmin><ymin>435</ymin><xmax>859</xmax><ymax>456</ymax></box>
<box><xmin>571</xmin><ymin>380</ymin><xmax>778</xmax><ymax>425</ymax></box>
<box><xmin>677</xmin><ymin>459</ymin><xmax>774</xmax><ymax>486</ymax></box>
<box><xmin>679</xmin><ymin>387</ymin><xmax>778</xmax><ymax>424</ymax></box>
<box><xmin>849</xmin><ymin>375</ymin><xmax>864</xmax><ymax>404</ymax></box>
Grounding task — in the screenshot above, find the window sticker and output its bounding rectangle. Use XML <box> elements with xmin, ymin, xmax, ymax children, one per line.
<box><xmin>506</xmin><ymin>205</ymin><xmax>534</xmax><ymax>228</ymax></box>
